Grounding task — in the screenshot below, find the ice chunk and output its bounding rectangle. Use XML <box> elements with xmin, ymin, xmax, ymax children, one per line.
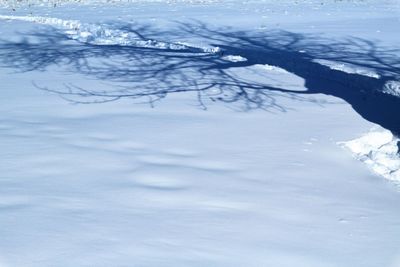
<box><xmin>382</xmin><ymin>80</ymin><xmax>400</xmax><ymax>98</ymax></box>
<box><xmin>340</xmin><ymin>127</ymin><xmax>400</xmax><ymax>182</ymax></box>
<box><xmin>0</xmin><ymin>15</ymin><xmax>221</xmax><ymax>54</ymax></box>
<box><xmin>222</xmin><ymin>55</ymin><xmax>248</xmax><ymax>62</ymax></box>
<box><xmin>313</xmin><ymin>59</ymin><xmax>381</xmax><ymax>79</ymax></box>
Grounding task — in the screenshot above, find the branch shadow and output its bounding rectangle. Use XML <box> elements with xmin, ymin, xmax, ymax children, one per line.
<box><xmin>0</xmin><ymin>21</ymin><xmax>399</xmax><ymax>135</ymax></box>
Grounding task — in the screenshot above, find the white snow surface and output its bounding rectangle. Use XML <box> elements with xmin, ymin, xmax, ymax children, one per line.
<box><xmin>341</xmin><ymin>128</ymin><xmax>400</xmax><ymax>182</ymax></box>
<box><xmin>1</xmin><ymin>1</ymin><xmax>400</xmax><ymax>267</ymax></box>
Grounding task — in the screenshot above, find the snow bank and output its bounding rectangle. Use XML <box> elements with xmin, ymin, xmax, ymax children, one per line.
<box><xmin>0</xmin><ymin>15</ymin><xmax>221</xmax><ymax>53</ymax></box>
<box><xmin>313</xmin><ymin>59</ymin><xmax>381</xmax><ymax>79</ymax></box>
<box><xmin>341</xmin><ymin>128</ymin><xmax>400</xmax><ymax>182</ymax></box>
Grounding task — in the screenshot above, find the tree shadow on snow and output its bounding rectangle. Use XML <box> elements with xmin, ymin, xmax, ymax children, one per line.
<box><xmin>0</xmin><ymin>21</ymin><xmax>399</xmax><ymax>135</ymax></box>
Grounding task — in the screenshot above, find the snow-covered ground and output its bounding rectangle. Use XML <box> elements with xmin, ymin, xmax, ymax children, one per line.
<box><xmin>1</xmin><ymin>1</ymin><xmax>400</xmax><ymax>266</ymax></box>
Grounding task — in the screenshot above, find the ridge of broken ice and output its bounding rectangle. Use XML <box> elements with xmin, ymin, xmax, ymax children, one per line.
<box><xmin>0</xmin><ymin>15</ymin><xmax>221</xmax><ymax>53</ymax></box>
<box><xmin>313</xmin><ymin>58</ymin><xmax>381</xmax><ymax>79</ymax></box>
<box><xmin>313</xmin><ymin>59</ymin><xmax>400</xmax><ymax>98</ymax></box>
<box><xmin>341</xmin><ymin>127</ymin><xmax>400</xmax><ymax>182</ymax></box>
<box><xmin>382</xmin><ymin>80</ymin><xmax>400</xmax><ymax>98</ymax></box>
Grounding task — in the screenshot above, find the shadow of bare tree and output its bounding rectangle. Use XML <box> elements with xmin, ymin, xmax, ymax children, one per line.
<box><xmin>0</xmin><ymin>21</ymin><xmax>399</xmax><ymax>135</ymax></box>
